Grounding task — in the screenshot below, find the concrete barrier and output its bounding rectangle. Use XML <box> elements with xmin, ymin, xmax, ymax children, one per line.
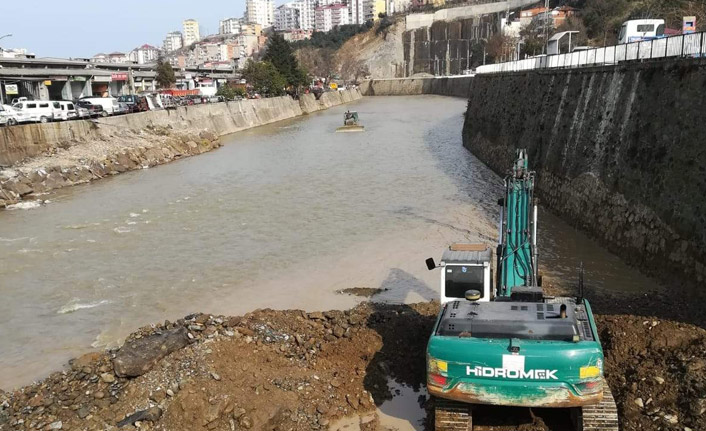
<box><xmin>0</xmin><ymin>89</ymin><xmax>362</xmax><ymax>167</ymax></box>
<box><xmin>361</xmin><ymin>76</ymin><xmax>473</xmax><ymax>98</ymax></box>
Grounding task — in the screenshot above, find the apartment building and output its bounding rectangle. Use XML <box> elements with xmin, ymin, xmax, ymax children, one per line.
<box><xmin>183</xmin><ymin>19</ymin><xmax>201</xmax><ymax>46</ymax></box>
<box><xmin>314</xmin><ymin>3</ymin><xmax>349</xmax><ymax>32</ymax></box>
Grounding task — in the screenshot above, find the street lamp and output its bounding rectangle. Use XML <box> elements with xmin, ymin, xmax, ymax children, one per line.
<box><xmin>0</xmin><ymin>35</ymin><xmax>13</xmax><ymax>105</ymax></box>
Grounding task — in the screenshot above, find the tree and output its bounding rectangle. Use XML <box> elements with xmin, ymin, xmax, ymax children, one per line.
<box><xmin>263</xmin><ymin>33</ymin><xmax>309</xmax><ymax>89</ymax></box>
<box><xmin>241</xmin><ymin>60</ymin><xmax>287</xmax><ymax>97</ymax></box>
<box><xmin>485</xmin><ymin>33</ymin><xmax>514</xmax><ymax>63</ymax></box>
<box><xmin>216</xmin><ymin>84</ymin><xmax>246</xmax><ymax>100</ymax></box>
<box><xmin>155</xmin><ymin>59</ymin><xmax>176</xmax><ymax>89</ymax></box>
<box><xmin>290</xmin><ymin>24</ymin><xmax>370</xmax><ymax>50</ymax></box>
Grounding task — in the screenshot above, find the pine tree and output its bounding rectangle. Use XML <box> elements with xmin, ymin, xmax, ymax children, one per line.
<box><xmin>155</xmin><ymin>59</ymin><xmax>176</xmax><ymax>89</ymax></box>
<box><xmin>242</xmin><ymin>60</ymin><xmax>287</xmax><ymax>97</ymax></box>
<box><xmin>263</xmin><ymin>34</ymin><xmax>308</xmax><ymax>89</ymax></box>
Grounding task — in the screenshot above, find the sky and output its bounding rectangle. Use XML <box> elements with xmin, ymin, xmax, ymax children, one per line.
<box><xmin>0</xmin><ymin>0</ymin><xmax>282</xmax><ymax>59</ymax></box>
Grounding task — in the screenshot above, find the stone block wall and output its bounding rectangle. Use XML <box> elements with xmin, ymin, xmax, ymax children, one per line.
<box><xmin>462</xmin><ymin>59</ymin><xmax>706</xmax><ymax>289</ymax></box>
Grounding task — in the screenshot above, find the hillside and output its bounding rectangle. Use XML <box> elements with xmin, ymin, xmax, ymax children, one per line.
<box><xmin>296</xmin><ymin>19</ymin><xmax>406</xmax><ymax>81</ymax></box>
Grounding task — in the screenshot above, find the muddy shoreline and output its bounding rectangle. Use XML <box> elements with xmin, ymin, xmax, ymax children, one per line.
<box><xmin>2</xmin><ymin>293</ymin><xmax>704</xmax><ymax>431</ymax></box>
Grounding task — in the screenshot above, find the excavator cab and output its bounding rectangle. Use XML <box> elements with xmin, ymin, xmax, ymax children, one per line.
<box><xmin>426</xmin><ymin>243</ymin><xmax>493</xmax><ymax>304</ymax></box>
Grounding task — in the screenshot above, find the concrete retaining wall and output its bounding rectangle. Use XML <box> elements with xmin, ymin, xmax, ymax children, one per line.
<box><xmin>0</xmin><ymin>89</ymin><xmax>362</xmax><ymax>167</ymax></box>
<box><xmin>462</xmin><ymin>59</ymin><xmax>706</xmax><ymax>289</ymax></box>
<box><xmin>361</xmin><ymin>76</ymin><xmax>473</xmax><ymax>98</ymax></box>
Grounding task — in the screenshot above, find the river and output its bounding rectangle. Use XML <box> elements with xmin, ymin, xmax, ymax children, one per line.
<box><xmin>0</xmin><ymin>95</ymin><xmax>659</xmax><ymax>391</ymax></box>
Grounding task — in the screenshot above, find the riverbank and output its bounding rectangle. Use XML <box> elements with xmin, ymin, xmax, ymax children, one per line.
<box><xmin>2</xmin><ymin>296</ymin><xmax>704</xmax><ymax>431</ymax></box>
<box><xmin>0</xmin><ymin>89</ymin><xmax>361</xmax><ymax>208</ymax></box>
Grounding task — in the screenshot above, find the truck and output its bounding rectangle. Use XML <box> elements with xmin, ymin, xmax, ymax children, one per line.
<box><xmin>425</xmin><ymin>150</ymin><xmax>618</xmax><ymax>431</ymax></box>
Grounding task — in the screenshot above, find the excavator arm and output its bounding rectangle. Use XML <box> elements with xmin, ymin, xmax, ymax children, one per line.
<box><xmin>496</xmin><ymin>149</ymin><xmax>538</xmax><ymax>297</ymax></box>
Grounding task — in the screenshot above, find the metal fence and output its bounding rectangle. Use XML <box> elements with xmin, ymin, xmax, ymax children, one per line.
<box><xmin>476</xmin><ymin>31</ymin><xmax>706</xmax><ymax>74</ymax></box>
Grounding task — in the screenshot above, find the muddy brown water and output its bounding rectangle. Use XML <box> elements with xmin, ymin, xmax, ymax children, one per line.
<box><xmin>0</xmin><ymin>96</ymin><xmax>660</xmax><ymax>399</ymax></box>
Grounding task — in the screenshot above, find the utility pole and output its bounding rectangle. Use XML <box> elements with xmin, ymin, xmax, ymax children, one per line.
<box><xmin>543</xmin><ymin>0</ymin><xmax>549</xmax><ymax>54</ymax></box>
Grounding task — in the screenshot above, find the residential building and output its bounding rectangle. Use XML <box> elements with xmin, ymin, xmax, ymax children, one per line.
<box><xmin>281</xmin><ymin>29</ymin><xmax>313</xmax><ymax>41</ymax></box>
<box><xmin>0</xmin><ymin>47</ymin><xmax>33</xmax><ymax>59</ymax></box>
<box><xmin>365</xmin><ymin>0</ymin><xmax>386</xmax><ymax>21</ymax></box>
<box><xmin>240</xmin><ymin>23</ymin><xmax>263</xmax><ymax>36</ymax></box>
<box><xmin>501</xmin><ymin>17</ymin><xmax>522</xmax><ymax>38</ymax></box>
<box><xmin>91</xmin><ymin>53</ymin><xmax>109</xmax><ymax>63</ymax></box>
<box><xmin>163</xmin><ymin>31</ymin><xmax>183</xmax><ymax>52</ymax></box>
<box><xmin>551</xmin><ymin>5</ymin><xmax>578</xmax><ymax>27</ymax></box>
<box><xmin>219</xmin><ymin>18</ymin><xmax>241</xmax><ymax>35</ymax></box>
<box><xmin>520</xmin><ymin>7</ymin><xmax>547</xmax><ymax>27</ymax></box>
<box><xmin>275</xmin><ymin>3</ymin><xmax>301</xmax><ymax>31</ymax></box>
<box><xmin>183</xmin><ymin>19</ymin><xmax>201</xmax><ymax>46</ymax></box>
<box><xmin>315</xmin><ymin>3</ymin><xmax>349</xmax><ymax>32</ymax></box>
<box><xmin>245</xmin><ymin>0</ymin><xmax>275</xmax><ymax>28</ymax></box>
<box><xmin>389</xmin><ymin>0</ymin><xmax>411</xmax><ymax>14</ymax></box>
<box><xmin>108</xmin><ymin>52</ymin><xmax>128</xmax><ymax>63</ymax></box>
<box><xmin>348</xmin><ymin>0</ymin><xmax>365</xmax><ymax>25</ymax></box>
<box><xmin>294</xmin><ymin>0</ymin><xmax>316</xmax><ymax>30</ymax></box>
<box><xmin>235</xmin><ymin>34</ymin><xmax>261</xmax><ymax>59</ymax></box>
<box><xmin>129</xmin><ymin>44</ymin><xmax>160</xmax><ymax>65</ymax></box>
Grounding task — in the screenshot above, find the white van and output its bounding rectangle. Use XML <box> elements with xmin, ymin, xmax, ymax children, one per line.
<box><xmin>53</xmin><ymin>101</ymin><xmax>78</xmax><ymax>121</ymax></box>
<box><xmin>618</xmin><ymin>19</ymin><xmax>665</xmax><ymax>44</ymax></box>
<box><xmin>79</xmin><ymin>97</ymin><xmax>119</xmax><ymax>115</ymax></box>
<box><xmin>12</xmin><ymin>100</ymin><xmax>60</xmax><ymax>123</ymax></box>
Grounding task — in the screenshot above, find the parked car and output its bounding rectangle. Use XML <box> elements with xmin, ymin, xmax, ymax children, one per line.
<box><xmin>79</xmin><ymin>97</ymin><xmax>119</xmax><ymax>115</ymax></box>
<box><xmin>0</xmin><ymin>104</ymin><xmax>30</xmax><ymax>126</ymax></box>
<box><xmin>115</xmin><ymin>102</ymin><xmax>130</xmax><ymax>115</ymax></box>
<box><xmin>53</xmin><ymin>101</ymin><xmax>78</xmax><ymax>121</ymax></box>
<box><xmin>12</xmin><ymin>100</ymin><xmax>59</xmax><ymax>123</ymax></box>
<box><xmin>117</xmin><ymin>95</ymin><xmax>147</xmax><ymax>113</ymax></box>
<box><xmin>76</xmin><ymin>100</ymin><xmax>105</xmax><ymax>118</ymax></box>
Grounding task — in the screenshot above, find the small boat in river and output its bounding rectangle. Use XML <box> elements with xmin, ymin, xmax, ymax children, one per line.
<box><xmin>336</xmin><ymin>111</ymin><xmax>364</xmax><ymax>132</ymax></box>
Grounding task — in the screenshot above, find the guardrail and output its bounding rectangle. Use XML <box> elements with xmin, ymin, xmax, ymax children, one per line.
<box><xmin>476</xmin><ymin>31</ymin><xmax>706</xmax><ymax>74</ymax></box>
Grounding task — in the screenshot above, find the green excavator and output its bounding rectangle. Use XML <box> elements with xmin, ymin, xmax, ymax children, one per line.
<box><xmin>425</xmin><ymin>150</ymin><xmax>618</xmax><ymax>431</ymax></box>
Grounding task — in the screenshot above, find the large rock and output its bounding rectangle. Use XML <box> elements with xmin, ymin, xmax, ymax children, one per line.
<box><xmin>112</xmin><ymin>327</ymin><xmax>190</xmax><ymax>377</ymax></box>
<box><xmin>117</xmin><ymin>406</ymin><xmax>162</xmax><ymax>427</ymax></box>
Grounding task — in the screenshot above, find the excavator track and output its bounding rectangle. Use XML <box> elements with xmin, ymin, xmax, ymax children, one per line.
<box><xmin>434</xmin><ymin>397</ymin><xmax>472</xmax><ymax>431</ymax></box>
<box><xmin>574</xmin><ymin>379</ymin><xmax>619</xmax><ymax>431</ymax></box>
<box><xmin>434</xmin><ymin>380</ymin><xmax>618</xmax><ymax>431</ymax></box>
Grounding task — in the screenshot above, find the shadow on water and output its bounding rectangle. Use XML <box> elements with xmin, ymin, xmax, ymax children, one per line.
<box><xmin>362</xmin><ymin>269</ymin><xmax>436</xmax><ymax>430</ymax></box>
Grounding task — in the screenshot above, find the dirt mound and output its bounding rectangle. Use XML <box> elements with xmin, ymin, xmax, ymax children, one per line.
<box><xmin>2</xmin><ymin>301</ymin><xmax>705</xmax><ymax>431</ymax></box>
<box><xmin>598</xmin><ymin>314</ymin><xmax>706</xmax><ymax>431</ymax></box>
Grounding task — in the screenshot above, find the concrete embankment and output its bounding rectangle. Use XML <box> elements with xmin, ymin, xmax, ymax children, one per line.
<box><xmin>360</xmin><ymin>76</ymin><xmax>473</xmax><ymax>98</ymax></box>
<box><xmin>0</xmin><ymin>89</ymin><xmax>361</xmax><ymax>207</ymax></box>
<box><xmin>462</xmin><ymin>59</ymin><xmax>706</xmax><ymax>290</ymax></box>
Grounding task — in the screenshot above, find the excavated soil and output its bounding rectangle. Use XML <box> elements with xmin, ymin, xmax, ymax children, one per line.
<box><xmin>1</xmin><ymin>296</ymin><xmax>705</xmax><ymax>431</ymax></box>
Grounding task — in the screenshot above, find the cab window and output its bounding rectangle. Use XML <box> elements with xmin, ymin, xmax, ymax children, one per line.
<box><xmin>445</xmin><ymin>265</ymin><xmax>484</xmax><ymax>298</ymax></box>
